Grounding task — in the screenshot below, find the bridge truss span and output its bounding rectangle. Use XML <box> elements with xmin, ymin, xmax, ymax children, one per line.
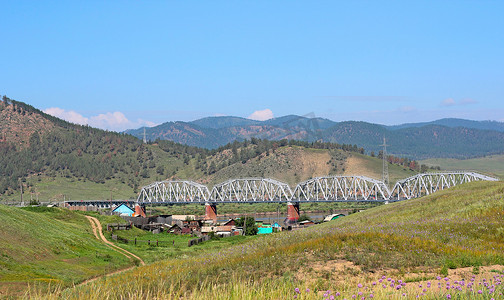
<box><xmin>137</xmin><ymin>180</ymin><xmax>210</xmax><ymax>203</ymax></box>
<box><xmin>210</xmin><ymin>178</ymin><xmax>292</xmax><ymax>203</ymax></box>
<box><xmin>292</xmin><ymin>176</ymin><xmax>391</xmax><ymax>202</ymax></box>
<box><xmin>389</xmin><ymin>171</ymin><xmax>499</xmax><ymax>200</ymax></box>
<box><xmin>134</xmin><ymin>172</ymin><xmax>498</xmax><ymax>204</ymax></box>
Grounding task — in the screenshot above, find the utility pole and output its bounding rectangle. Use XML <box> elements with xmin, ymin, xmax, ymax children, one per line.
<box><xmin>243</xmin><ymin>215</ymin><xmax>247</xmax><ymax>236</ymax></box>
<box><xmin>19</xmin><ymin>179</ymin><xmax>23</xmax><ymax>206</ymax></box>
<box><xmin>381</xmin><ymin>137</ymin><xmax>389</xmax><ymax>187</ymax></box>
<box><xmin>143</xmin><ymin>128</ymin><xmax>147</xmax><ymax>144</ymax></box>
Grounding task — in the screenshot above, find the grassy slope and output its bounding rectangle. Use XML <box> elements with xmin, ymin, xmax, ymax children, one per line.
<box><xmin>0</xmin><ymin>206</ymin><xmax>259</xmax><ymax>297</ymax></box>
<box><xmin>204</xmin><ymin>146</ymin><xmax>333</xmax><ymax>187</ymax></box>
<box><xmin>206</xmin><ymin>146</ymin><xmax>417</xmax><ymax>188</ymax></box>
<box><xmin>344</xmin><ymin>152</ymin><xmax>418</xmax><ymax>185</ymax></box>
<box><xmin>54</xmin><ymin>181</ymin><xmax>504</xmax><ymax>299</ymax></box>
<box><xmin>0</xmin><ymin>206</ymin><xmax>131</xmax><ymax>295</ymax></box>
<box><xmin>421</xmin><ymin>154</ymin><xmax>504</xmax><ymax>179</ymax></box>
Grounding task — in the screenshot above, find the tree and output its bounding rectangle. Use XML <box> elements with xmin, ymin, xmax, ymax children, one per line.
<box><xmin>207</xmin><ymin>161</ymin><xmax>217</xmax><ymax>174</ymax></box>
<box><xmin>298</xmin><ymin>214</ymin><xmax>312</xmax><ymax>222</ymax></box>
<box><xmin>235</xmin><ymin>216</ymin><xmax>258</xmax><ymax>235</ymax></box>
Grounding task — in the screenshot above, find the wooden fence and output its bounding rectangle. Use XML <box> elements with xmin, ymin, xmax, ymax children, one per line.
<box><xmin>111</xmin><ymin>234</ymin><xmax>177</xmax><ymax>247</ymax></box>
<box><xmin>188</xmin><ymin>236</ymin><xmax>210</xmax><ymax>247</ymax></box>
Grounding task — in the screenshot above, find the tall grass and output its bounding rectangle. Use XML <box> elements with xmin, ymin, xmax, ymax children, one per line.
<box><xmin>31</xmin><ymin>181</ymin><xmax>504</xmax><ymax>299</ymax></box>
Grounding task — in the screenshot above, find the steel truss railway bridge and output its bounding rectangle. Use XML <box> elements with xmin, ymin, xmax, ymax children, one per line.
<box><xmin>132</xmin><ymin>171</ymin><xmax>498</xmax><ymax>223</ymax></box>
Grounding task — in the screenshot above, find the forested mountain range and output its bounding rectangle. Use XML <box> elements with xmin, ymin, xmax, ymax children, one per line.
<box><xmin>126</xmin><ymin>115</ymin><xmax>504</xmax><ymax>159</ymax></box>
<box><xmin>1</xmin><ymin>96</ymin><xmax>501</xmax><ymax>201</ymax></box>
<box><xmin>1</xmin><ymin>96</ymin><xmax>399</xmax><ymax>200</ymax></box>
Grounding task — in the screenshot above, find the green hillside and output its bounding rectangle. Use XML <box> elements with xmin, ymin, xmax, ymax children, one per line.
<box><xmin>421</xmin><ymin>154</ymin><xmax>504</xmax><ymax>179</ymax></box>
<box><xmin>2</xmin><ymin>144</ymin><xmax>422</xmax><ymax>205</ymax></box>
<box><xmin>45</xmin><ymin>181</ymin><xmax>504</xmax><ymax>299</ymax></box>
<box><xmin>0</xmin><ymin>206</ymin><xmax>130</xmax><ymax>295</ymax></box>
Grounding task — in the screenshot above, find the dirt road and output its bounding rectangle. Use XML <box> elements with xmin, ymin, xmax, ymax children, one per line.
<box><xmin>85</xmin><ymin>216</ymin><xmax>145</xmax><ymax>266</ymax></box>
<box><xmin>77</xmin><ymin>216</ymin><xmax>145</xmax><ymax>286</ymax></box>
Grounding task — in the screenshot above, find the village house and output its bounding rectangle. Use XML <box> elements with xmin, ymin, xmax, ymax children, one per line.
<box><xmin>168</xmin><ymin>224</ymin><xmax>183</xmax><ymax>234</ymax></box>
<box><xmin>323</xmin><ymin>213</ymin><xmax>345</xmax><ymax>222</ymax></box>
<box><xmin>112</xmin><ymin>203</ymin><xmax>135</xmax><ymax>217</ymax></box>
<box><xmin>257</xmin><ymin>222</ymin><xmax>273</xmax><ymax>234</ymax></box>
<box><xmin>222</xmin><ymin>219</ymin><xmax>236</xmax><ymax>226</ymax></box>
<box><xmin>299</xmin><ymin>220</ymin><xmax>315</xmax><ymax>227</ymax></box>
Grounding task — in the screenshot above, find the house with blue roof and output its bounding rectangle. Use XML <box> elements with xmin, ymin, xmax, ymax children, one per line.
<box><xmin>113</xmin><ymin>203</ymin><xmax>135</xmax><ymax>217</ymax></box>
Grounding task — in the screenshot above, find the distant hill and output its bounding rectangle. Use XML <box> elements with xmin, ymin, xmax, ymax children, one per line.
<box><xmin>420</xmin><ymin>154</ymin><xmax>504</xmax><ymax>179</ymax></box>
<box><xmin>190</xmin><ymin>116</ymin><xmax>260</xmax><ymax>129</ymax></box>
<box><xmin>126</xmin><ymin>115</ymin><xmax>504</xmax><ymax>159</ymax></box>
<box><xmin>387</xmin><ymin>118</ymin><xmax>504</xmax><ymax>132</ymax></box>
<box><xmin>323</xmin><ymin>123</ymin><xmax>504</xmax><ymax>159</ymax></box>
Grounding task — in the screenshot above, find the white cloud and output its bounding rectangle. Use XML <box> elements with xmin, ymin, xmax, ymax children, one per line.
<box><xmin>44</xmin><ymin>107</ymin><xmax>155</xmax><ymax>131</ymax></box>
<box><xmin>89</xmin><ymin>112</ymin><xmax>130</xmax><ymax>129</ymax></box>
<box><xmin>248</xmin><ymin>109</ymin><xmax>274</xmax><ymax>121</ymax></box>
<box><xmin>138</xmin><ymin>119</ymin><xmax>156</xmax><ymax>127</ymax></box>
<box><xmin>441</xmin><ymin>98</ymin><xmax>456</xmax><ymax>106</ymax></box>
<box><xmin>44</xmin><ymin>107</ymin><xmax>89</xmax><ymax>125</ymax></box>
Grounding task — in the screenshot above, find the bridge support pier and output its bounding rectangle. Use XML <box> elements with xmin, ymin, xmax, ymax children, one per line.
<box><xmin>286</xmin><ymin>201</ymin><xmax>300</xmax><ymax>224</ymax></box>
<box><xmin>204</xmin><ymin>202</ymin><xmax>217</xmax><ymax>224</ymax></box>
<box><xmin>134</xmin><ymin>203</ymin><xmax>146</xmax><ymax>217</ymax></box>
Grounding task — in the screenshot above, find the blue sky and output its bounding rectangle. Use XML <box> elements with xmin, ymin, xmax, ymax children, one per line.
<box><xmin>1</xmin><ymin>1</ymin><xmax>503</xmax><ymax>131</ymax></box>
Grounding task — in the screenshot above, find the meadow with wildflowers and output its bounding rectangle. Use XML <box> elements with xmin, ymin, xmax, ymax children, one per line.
<box><xmin>31</xmin><ymin>181</ymin><xmax>504</xmax><ymax>299</ymax></box>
